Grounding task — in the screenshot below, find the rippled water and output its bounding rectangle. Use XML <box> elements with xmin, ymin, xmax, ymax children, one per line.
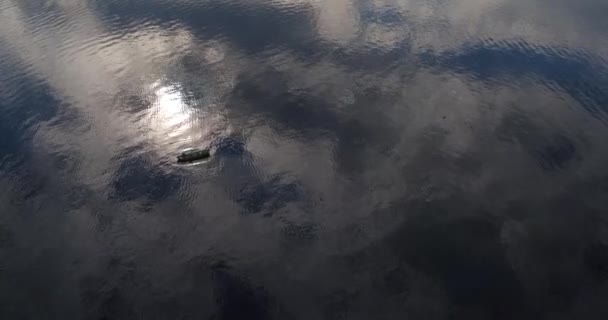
<box><xmin>1</xmin><ymin>0</ymin><xmax>608</xmax><ymax>318</ymax></box>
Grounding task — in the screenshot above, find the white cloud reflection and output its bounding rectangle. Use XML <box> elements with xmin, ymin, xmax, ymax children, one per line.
<box><xmin>0</xmin><ymin>0</ymin><xmax>606</xmax><ymax>233</ymax></box>
<box><xmin>0</xmin><ymin>0</ymin><xmax>238</xmax><ymax>186</ymax></box>
<box><xmin>306</xmin><ymin>0</ymin><xmax>608</xmax><ymax>54</ymax></box>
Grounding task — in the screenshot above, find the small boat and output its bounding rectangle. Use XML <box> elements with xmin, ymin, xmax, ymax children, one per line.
<box><xmin>177</xmin><ymin>148</ymin><xmax>210</xmax><ymax>162</ymax></box>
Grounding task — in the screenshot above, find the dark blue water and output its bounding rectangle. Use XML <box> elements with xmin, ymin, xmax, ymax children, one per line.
<box><xmin>2</xmin><ymin>0</ymin><xmax>608</xmax><ymax>318</ymax></box>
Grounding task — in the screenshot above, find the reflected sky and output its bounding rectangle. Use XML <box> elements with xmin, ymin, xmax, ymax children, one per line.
<box><xmin>1</xmin><ymin>0</ymin><xmax>608</xmax><ymax>319</ymax></box>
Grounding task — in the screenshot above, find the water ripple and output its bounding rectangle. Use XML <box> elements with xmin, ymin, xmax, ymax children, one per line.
<box><xmin>2</xmin><ymin>0</ymin><xmax>608</xmax><ymax>318</ymax></box>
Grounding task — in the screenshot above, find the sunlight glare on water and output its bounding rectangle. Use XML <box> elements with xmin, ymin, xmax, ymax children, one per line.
<box><xmin>150</xmin><ymin>82</ymin><xmax>193</xmax><ymax>139</ymax></box>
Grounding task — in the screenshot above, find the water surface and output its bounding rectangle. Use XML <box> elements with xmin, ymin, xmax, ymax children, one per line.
<box><xmin>1</xmin><ymin>0</ymin><xmax>608</xmax><ymax>319</ymax></box>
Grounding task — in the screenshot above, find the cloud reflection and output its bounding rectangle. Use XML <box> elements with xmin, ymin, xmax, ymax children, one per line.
<box><xmin>1</xmin><ymin>0</ymin><xmax>608</xmax><ymax>319</ymax></box>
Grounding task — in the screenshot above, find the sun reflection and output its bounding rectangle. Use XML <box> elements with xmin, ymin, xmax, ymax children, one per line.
<box><xmin>145</xmin><ymin>80</ymin><xmax>197</xmax><ymax>149</ymax></box>
<box><xmin>143</xmin><ymin>80</ymin><xmax>233</xmax><ymax>155</ymax></box>
<box><xmin>154</xmin><ymin>85</ymin><xmax>191</xmax><ymax>133</ymax></box>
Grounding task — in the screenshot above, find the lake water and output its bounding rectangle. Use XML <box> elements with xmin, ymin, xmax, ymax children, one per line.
<box><xmin>1</xmin><ymin>0</ymin><xmax>608</xmax><ymax>319</ymax></box>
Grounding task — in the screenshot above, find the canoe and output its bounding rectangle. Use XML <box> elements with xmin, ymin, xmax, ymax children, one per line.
<box><xmin>177</xmin><ymin>148</ymin><xmax>210</xmax><ymax>162</ymax></box>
